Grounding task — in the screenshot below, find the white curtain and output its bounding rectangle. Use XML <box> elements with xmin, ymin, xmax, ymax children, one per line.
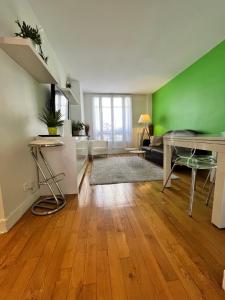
<box><xmin>92</xmin><ymin>95</ymin><xmax>132</xmax><ymax>148</ymax></box>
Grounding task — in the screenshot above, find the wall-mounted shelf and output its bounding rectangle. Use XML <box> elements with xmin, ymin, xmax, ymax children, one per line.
<box><xmin>61</xmin><ymin>87</ymin><xmax>80</xmax><ymax>105</ymax></box>
<box><xmin>0</xmin><ymin>37</ymin><xmax>57</xmax><ymax>84</ymax></box>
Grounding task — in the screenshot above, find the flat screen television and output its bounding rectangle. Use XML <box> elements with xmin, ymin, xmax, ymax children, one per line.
<box><xmin>50</xmin><ymin>84</ymin><xmax>69</xmax><ymax>120</ymax></box>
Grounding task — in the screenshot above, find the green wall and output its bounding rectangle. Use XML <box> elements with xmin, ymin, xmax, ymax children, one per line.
<box><xmin>152</xmin><ymin>40</ymin><xmax>225</xmax><ymax>135</ymax></box>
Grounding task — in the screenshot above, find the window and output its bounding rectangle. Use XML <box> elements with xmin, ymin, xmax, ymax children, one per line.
<box><xmin>55</xmin><ymin>91</ymin><xmax>69</xmax><ymax>120</ymax></box>
<box><xmin>92</xmin><ymin>95</ymin><xmax>132</xmax><ymax>148</ymax></box>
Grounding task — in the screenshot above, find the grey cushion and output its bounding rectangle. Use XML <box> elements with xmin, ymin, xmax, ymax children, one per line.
<box><xmin>151</xmin><ymin>146</ymin><xmax>164</xmax><ymax>154</ymax></box>
<box><xmin>164</xmin><ymin>129</ymin><xmax>200</xmax><ymax>137</ymax></box>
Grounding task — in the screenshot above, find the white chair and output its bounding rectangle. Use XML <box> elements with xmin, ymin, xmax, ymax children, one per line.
<box><xmin>89</xmin><ymin>140</ymin><xmax>108</xmax><ymax>159</ymax></box>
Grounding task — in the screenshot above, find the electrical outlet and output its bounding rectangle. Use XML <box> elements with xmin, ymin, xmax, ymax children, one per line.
<box><xmin>30</xmin><ymin>181</ymin><xmax>38</xmax><ymax>194</ymax></box>
<box><xmin>23</xmin><ymin>182</ymin><xmax>29</xmax><ymax>192</ymax></box>
<box><xmin>23</xmin><ymin>181</ymin><xmax>38</xmax><ymax>193</ymax></box>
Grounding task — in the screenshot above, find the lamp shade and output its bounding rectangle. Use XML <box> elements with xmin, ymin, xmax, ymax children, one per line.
<box><xmin>138</xmin><ymin>114</ymin><xmax>151</xmax><ymax>124</ymax></box>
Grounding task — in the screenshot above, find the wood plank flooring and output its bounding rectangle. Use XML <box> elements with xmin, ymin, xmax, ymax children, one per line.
<box><xmin>1</xmin><ymin>163</ymin><xmax>225</xmax><ymax>299</ymax></box>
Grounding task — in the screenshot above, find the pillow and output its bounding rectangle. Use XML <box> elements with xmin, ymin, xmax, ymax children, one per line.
<box><xmin>143</xmin><ymin>139</ymin><xmax>150</xmax><ymax>146</ymax></box>
<box><xmin>150</xmin><ymin>136</ymin><xmax>163</xmax><ymax>146</ymax></box>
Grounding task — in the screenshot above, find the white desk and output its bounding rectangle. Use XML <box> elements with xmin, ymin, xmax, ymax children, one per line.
<box><xmin>163</xmin><ymin>135</ymin><xmax>225</xmax><ymax>228</ymax></box>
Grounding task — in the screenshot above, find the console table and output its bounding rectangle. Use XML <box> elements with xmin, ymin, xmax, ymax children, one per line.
<box><xmin>163</xmin><ymin>135</ymin><xmax>225</xmax><ymax>228</ymax></box>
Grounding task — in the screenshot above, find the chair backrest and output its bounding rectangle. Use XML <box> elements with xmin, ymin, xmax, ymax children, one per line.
<box><xmin>164</xmin><ymin>130</ymin><xmax>197</xmax><ymax>159</ymax></box>
<box><xmin>174</xmin><ymin>146</ymin><xmax>196</xmax><ymax>159</ymax></box>
<box><xmin>88</xmin><ymin>140</ymin><xmax>108</xmax><ymax>155</ymax></box>
<box><xmin>89</xmin><ymin>140</ymin><xmax>108</xmax><ymax>148</ymax></box>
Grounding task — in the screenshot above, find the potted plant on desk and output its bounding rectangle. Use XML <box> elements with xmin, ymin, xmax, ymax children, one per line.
<box><xmin>39</xmin><ymin>108</ymin><xmax>64</xmax><ymax>135</ymax></box>
<box><xmin>72</xmin><ymin>121</ymin><xmax>84</xmax><ymax>136</ymax></box>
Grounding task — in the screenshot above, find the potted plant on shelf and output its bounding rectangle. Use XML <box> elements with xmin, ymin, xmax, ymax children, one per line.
<box><xmin>15</xmin><ymin>20</ymin><xmax>48</xmax><ymax>63</ymax></box>
<box><xmin>72</xmin><ymin>121</ymin><xmax>84</xmax><ymax>136</ymax></box>
<box><xmin>39</xmin><ymin>108</ymin><xmax>64</xmax><ymax>135</ymax></box>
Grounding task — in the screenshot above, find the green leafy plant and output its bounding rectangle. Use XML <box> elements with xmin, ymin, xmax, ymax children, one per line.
<box><xmin>39</xmin><ymin>109</ymin><xmax>64</xmax><ymax>127</ymax></box>
<box><xmin>15</xmin><ymin>20</ymin><xmax>41</xmax><ymax>45</ymax></box>
<box><xmin>15</xmin><ymin>20</ymin><xmax>48</xmax><ymax>63</ymax></box>
<box><xmin>38</xmin><ymin>45</ymin><xmax>48</xmax><ymax>63</ymax></box>
<box><xmin>72</xmin><ymin>121</ymin><xmax>84</xmax><ymax>131</ymax></box>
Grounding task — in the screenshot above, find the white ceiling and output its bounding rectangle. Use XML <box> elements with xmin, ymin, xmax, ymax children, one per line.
<box><xmin>29</xmin><ymin>0</ymin><xmax>225</xmax><ymax>94</ymax></box>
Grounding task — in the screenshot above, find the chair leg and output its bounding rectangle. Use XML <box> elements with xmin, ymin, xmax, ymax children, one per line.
<box><xmin>206</xmin><ymin>182</ymin><xmax>214</xmax><ymax>206</ymax></box>
<box><xmin>206</xmin><ymin>174</ymin><xmax>215</xmax><ymax>206</ymax></box>
<box><xmin>202</xmin><ymin>170</ymin><xmax>211</xmax><ymax>191</ymax></box>
<box><xmin>188</xmin><ymin>168</ymin><xmax>197</xmax><ymax>217</ymax></box>
<box><xmin>194</xmin><ymin>169</ymin><xmax>197</xmax><ymax>191</ymax></box>
<box><xmin>161</xmin><ymin>163</ymin><xmax>176</xmax><ymax>193</ymax></box>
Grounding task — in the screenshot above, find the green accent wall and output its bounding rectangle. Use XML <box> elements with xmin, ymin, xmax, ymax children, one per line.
<box><xmin>152</xmin><ymin>40</ymin><xmax>225</xmax><ymax>135</ymax></box>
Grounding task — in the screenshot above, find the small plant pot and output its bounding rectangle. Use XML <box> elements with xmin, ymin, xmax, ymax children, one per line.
<box><xmin>73</xmin><ymin>130</ymin><xmax>80</xmax><ymax>136</ymax></box>
<box><xmin>48</xmin><ymin>127</ymin><xmax>57</xmax><ymax>135</ymax></box>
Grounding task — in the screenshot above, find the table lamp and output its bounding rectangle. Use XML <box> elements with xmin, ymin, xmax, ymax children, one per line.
<box><xmin>138</xmin><ymin>114</ymin><xmax>151</xmax><ymax>146</ymax></box>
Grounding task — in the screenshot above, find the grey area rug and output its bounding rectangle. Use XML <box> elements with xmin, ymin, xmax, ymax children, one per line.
<box><xmin>90</xmin><ymin>156</ymin><xmax>178</xmax><ymax>185</ymax></box>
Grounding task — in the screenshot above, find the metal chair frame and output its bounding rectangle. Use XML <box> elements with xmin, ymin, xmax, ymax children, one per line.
<box><xmin>30</xmin><ymin>143</ymin><xmax>66</xmax><ymax>216</ymax></box>
<box><xmin>162</xmin><ymin>145</ymin><xmax>217</xmax><ymax>216</ymax></box>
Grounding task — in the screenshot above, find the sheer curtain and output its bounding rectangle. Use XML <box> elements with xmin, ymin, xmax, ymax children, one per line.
<box><xmin>92</xmin><ymin>95</ymin><xmax>132</xmax><ymax>149</ymax></box>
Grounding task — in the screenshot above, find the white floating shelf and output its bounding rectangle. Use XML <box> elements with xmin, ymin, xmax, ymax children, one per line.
<box><xmin>0</xmin><ymin>37</ymin><xmax>57</xmax><ymax>84</ymax></box>
<box><xmin>61</xmin><ymin>87</ymin><xmax>80</xmax><ymax>105</ymax></box>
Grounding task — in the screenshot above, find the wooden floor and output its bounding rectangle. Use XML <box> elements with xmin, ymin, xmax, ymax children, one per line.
<box><xmin>1</xmin><ymin>164</ymin><xmax>225</xmax><ymax>299</ymax></box>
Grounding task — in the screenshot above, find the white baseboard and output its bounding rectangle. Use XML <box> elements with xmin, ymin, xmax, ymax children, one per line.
<box><xmin>0</xmin><ymin>191</ymin><xmax>39</xmax><ymax>233</ymax></box>
<box><xmin>222</xmin><ymin>270</ymin><xmax>225</xmax><ymax>290</ymax></box>
<box><xmin>0</xmin><ymin>219</ymin><xmax>7</xmax><ymax>233</ymax></box>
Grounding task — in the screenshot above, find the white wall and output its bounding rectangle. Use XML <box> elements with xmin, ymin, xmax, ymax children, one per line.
<box><xmin>82</xmin><ymin>93</ymin><xmax>152</xmax><ymax>147</ymax></box>
<box><xmin>0</xmin><ymin>0</ymin><xmax>66</xmax><ymax>232</ymax></box>
<box><xmin>83</xmin><ymin>93</ymin><xmax>94</xmax><ymax>136</ymax></box>
<box><xmin>132</xmin><ymin>94</ymin><xmax>152</xmax><ymax>147</ymax></box>
<box><xmin>69</xmin><ymin>82</ymin><xmax>85</xmax><ymax>124</ymax></box>
<box><xmin>70</xmin><ymin>105</ymin><xmax>82</xmax><ymax>122</ymax></box>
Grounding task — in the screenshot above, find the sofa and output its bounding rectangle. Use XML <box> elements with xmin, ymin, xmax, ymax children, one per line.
<box><xmin>141</xmin><ymin>129</ymin><xmax>210</xmax><ymax>166</ymax></box>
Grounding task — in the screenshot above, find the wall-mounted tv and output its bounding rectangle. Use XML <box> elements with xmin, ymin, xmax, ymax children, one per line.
<box><xmin>50</xmin><ymin>84</ymin><xmax>69</xmax><ymax>120</ymax></box>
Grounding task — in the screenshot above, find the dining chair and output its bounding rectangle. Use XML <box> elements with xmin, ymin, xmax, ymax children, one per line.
<box><xmin>161</xmin><ymin>146</ymin><xmax>217</xmax><ymax>216</ymax></box>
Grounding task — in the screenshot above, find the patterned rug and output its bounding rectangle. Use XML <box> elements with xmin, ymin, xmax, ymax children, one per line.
<box><xmin>90</xmin><ymin>156</ymin><xmax>178</xmax><ymax>185</ymax></box>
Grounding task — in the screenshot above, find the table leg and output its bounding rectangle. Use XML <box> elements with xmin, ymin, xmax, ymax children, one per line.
<box><xmin>211</xmin><ymin>152</ymin><xmax>225</xmax><ymax>228</ymax></box>
<box><xmin>163</xmin><ymin>143</ymin><xmax>172</xmax><ymax>187</ymax></box>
